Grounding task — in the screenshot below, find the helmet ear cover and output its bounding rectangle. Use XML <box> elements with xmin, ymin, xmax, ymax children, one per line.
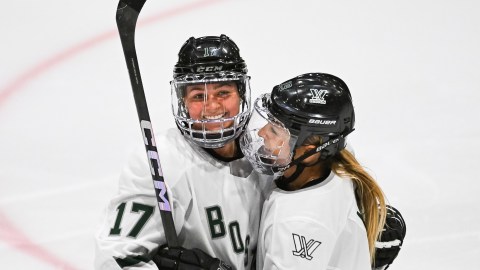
<box><xmin>278</xmin><ymin>128</ymin><xmax>353</xmax><ymax>173</ymax></box>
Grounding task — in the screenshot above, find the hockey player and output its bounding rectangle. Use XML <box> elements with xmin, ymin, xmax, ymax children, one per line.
<box><xmin>95</xmin><ymin>34</ymin><xmax>272</xmax><ymax>269</ymax></box>
<box><xmin>240</xmin><ymin>73</ymin><xmax>404</xmax><ymax>269</ymax></box>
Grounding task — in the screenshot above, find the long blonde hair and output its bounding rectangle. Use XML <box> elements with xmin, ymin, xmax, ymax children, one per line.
<box><xmin>303</xmin><ymin>137</ymin><xmax>386</xmax><ymax>263</ymax></box>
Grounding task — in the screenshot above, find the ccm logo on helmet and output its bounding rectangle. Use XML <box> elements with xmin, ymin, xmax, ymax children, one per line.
<box><xmin>279</xmin><ymin>81</ymin><xmax>292</xmax><ymax>90</ymax></box>
<box><xmin>196</xmin><ymin>65</ymin><xmax>223</xmax><ymax>72</ymax></box>
<box><xmin>308</xmin><ymin>119</ymin><xmax>337</xmax><ymax>125</ymax></box>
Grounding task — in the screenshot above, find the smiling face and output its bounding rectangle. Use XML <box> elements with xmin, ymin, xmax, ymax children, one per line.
<box><xmin>184</xmin><ymin>82</ymin><xmax>240</xmax><ymax>131</ymax></box>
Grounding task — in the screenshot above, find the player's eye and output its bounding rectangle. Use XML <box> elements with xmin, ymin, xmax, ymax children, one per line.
<box><xmin>188</xmin><ymin>93</ymin><xmax>204</xmax><ymax>100</ymax></box>
<box><xmin>269</xmin><ymin>126</ymin><xmax>278</xmax><ymax>136</ymax></box>
<box><xmin>217</xmin><ymin>90</ymin><xmax>231</xmax><ymax>97</ymax></box>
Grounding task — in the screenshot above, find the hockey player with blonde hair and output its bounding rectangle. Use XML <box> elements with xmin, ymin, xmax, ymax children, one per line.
<box><xmin>241</xmin><ymin>73</ymin><xmax>405</xmax><ymax>270</ymax></box>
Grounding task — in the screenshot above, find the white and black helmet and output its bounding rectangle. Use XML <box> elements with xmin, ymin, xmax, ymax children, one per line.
<box><xmin>171</xmin><ymin>34</ymin><xmax>251</xmax><ymax>148</ymax></box>
<box><xmin>240</xmin><ymin>73</ymin><xmax>355</xmax><ymax>176</ymax></box>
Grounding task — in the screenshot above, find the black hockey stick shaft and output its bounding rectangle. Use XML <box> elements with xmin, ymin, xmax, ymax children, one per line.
<box><xmin>116</xmin><ymin>0</ymin><xmax>178</xmax><ymax>247</ymax></box>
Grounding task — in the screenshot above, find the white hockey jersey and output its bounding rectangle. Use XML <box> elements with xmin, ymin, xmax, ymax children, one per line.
<box><xmin>95</xmin><ymin>128</ymin><xmax>273</xmax><ymax>269</ymax></box>
<box><xmin>257</xmin><ymin>171</ymin><xmax>371</xmax><ymax>270</ymax></box>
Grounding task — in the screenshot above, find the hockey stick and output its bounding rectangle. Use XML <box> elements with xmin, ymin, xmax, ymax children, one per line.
<box><xmin>116</xmin><ymin>0</ymin><xmax>178</xmax><ymax>247</ymax></box>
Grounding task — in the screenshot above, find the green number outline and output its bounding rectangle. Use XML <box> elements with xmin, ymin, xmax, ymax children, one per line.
<box><xmin>109</xmin><ymin>202</ymin><xmax>155</xmax><ymax>238</ymax></box>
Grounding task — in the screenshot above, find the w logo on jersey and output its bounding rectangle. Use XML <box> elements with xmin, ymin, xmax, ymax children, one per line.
<box><xmin>292</xmin><ymin>233</ymin><xmax>321</xmax><ymax>260</ymax></box>
<box><xmin>309</xmin><ymin>89</ymin><xmax>327</xmax><ymax>104</ymax></box>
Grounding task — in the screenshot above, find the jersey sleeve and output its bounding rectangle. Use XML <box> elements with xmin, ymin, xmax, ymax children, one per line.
<box><xmin>94</xmin><ymin>145</ymin><xmax>186</xmax><ymax>270</ymax></box>
<box><xmin>261</xmin><ymin>218</ymin><xmax>336</xmax><ymax>270</ymax></box>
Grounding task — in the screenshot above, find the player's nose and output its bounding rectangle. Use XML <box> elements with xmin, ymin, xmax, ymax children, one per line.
<box><xmin>258</xmin><ymin>126</ymin><xmax>268</xmax><ymax>139</ymax></box>
<box><xmin>204</xmin><ymin>96</ymin><xmax>222</xmax><ymax>110</ymax></box>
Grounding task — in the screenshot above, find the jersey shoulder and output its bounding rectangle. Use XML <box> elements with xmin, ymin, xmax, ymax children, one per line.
<box><xmin>265</xmin><ymin>173</ymin><xmax>358</xmax><ymax>233</ymax></box>
<box><xmin>156</xmin><ymin>128</ymin><xmax>221</xmax><ymax>169</ymax></box>
<box><xmin>116</xmin><ymin>128</ymin><xmax>195</xmax><ymax>194</ymax></box>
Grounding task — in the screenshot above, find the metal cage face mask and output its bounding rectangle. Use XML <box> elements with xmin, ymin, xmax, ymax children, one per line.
<box><xmin>240</xmin><ymin>93</ymin><xmax>298</xmax><ymax>176</ymax></box>
<box><xmin>171</xmin><ymin>71</ymin><xmax>251</xmax><ymax>148</ymax></box>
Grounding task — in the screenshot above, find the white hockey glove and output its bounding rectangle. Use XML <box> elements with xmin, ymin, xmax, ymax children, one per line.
<box><xmin>373</xmin><ymin>205</ymin><xmax>406</xmax><ymax>270</ymax></box>
<box><xmin>152</xmin><ymin>246</ymin><xmax>233</xmax><ymax>270</ymax></box>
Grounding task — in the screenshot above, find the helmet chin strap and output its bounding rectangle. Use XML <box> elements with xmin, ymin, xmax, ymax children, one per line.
<box><xmin>275</xmin><ymin>149</ymin><xmax>321</xmax><ymax>190</ymax></box>
<box><xmin>275</xmin><ymin>160</ymin><xmax>305</xmax><ymax>190</ymax></box>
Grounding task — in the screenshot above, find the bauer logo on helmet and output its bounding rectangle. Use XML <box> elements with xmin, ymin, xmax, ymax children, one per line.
<box><xmin>308</xmin><ymin>119</ymin><xmax>336</xmax><ymax>125</ymax></box>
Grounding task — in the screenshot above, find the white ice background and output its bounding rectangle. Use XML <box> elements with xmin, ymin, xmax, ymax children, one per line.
<box><xmin>1</xmin><ymin>0</ymin><xmax>479</xmax><ymax>269</ymax></box>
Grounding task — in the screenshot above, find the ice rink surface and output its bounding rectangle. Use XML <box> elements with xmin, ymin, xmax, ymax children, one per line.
<box><xmin>1</xmin><ymin>0</ymin><xmax>479</xmax><ymax>269</ymax></box>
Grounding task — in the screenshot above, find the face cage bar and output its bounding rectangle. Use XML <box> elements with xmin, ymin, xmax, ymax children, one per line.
<box><xmin>241</xmin><ymin>94</ymin><xmax>296</xmax><ymax>173</ymax></box>
<box><xmin>175</xmin><ymin>110</ymin><xmax>250</xmax><ymax>144</ymax></box>
<box><xmin>171</xmin><ymin>72</ymin><xmax>250</xmax><ymax>147</ymax></box>
<box><xmin>171</xmin><ymin>71</ymin><xmax>249</xmax><ymax>84</ymax></box>
<box><xmin>170</xmin><ymin>72</ymin><xmax>250</xmax><ymax>121</ymax></box>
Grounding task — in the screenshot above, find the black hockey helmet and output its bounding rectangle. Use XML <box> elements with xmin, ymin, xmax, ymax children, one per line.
<box><xmin>173</xmin><ymin>34</ymin><xmax>248</xmax><ymax>78</ymax></box>
<box><xmin>170</xmin><ymin>35</ymin><xmax>251</xmax><ymax>148</ymax></box>
<box><xmin>240</xmin><ymin>73</ymin><xmax>355</xmax><ymax>176</ymax></box>
<box><xmin>269</xmin><ymin>72</ymin><xmax>355</xmax><ymax>148</ymax></box>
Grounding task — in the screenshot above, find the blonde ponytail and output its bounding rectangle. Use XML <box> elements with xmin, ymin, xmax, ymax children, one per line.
<box><xmin>331</xmin><ymin>149</ymin><xmax>386</xmax><ymax>263</ymax></box>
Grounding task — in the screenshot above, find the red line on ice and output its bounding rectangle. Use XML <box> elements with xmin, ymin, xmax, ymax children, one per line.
<box><xmin>0</xmin><ymin>0</ymin><xmax>224</xmax><ymax>107</ymax></box>
<box><xmin>0</xmin><ymin>212</ymin><xmax>77</xmax><ymax>269</ymax></box>
<box><xmin>0</xmin><ymin>0</ymin><xmax>224</xmax><ymax>268</ymax></box>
